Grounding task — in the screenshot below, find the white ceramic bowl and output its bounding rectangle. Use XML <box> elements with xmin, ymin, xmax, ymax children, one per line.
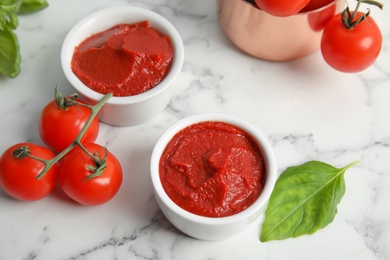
<box><xmin>61</xmin><ymin>6</ymin><xmax>184</xmax><ymax>126</ymax></box>
<box><xmin>150</xmin><ymin>113</ymin><xmax>277</xmax><ymax>240</ymax></box>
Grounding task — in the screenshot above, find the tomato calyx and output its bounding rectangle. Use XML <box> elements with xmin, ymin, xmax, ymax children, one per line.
<box><xmin>54</xmin><ymin>87</ymin><xmax>91</xmax><ymax>112</ymax></box>
<box><xmin>13</xmin><ymin>145</ymin><xmax>49</xmax><ymax>166</ymax></box>
<box><xmin>82</xmin><ymin>145</ymin><xmax>108</xmax><ymax>181</ymax></box>
<box><xmin>13</xmin><ymin>145</ymin><xmax>31</xmax><ymax>159</ymax></box>
<box><xmin>54</xmin><ymin>86</ymin><xmax>79</xmax><ymax>111</ymax></box>
<box><xmin>341</xmin><ymin>0</ymin><xmax>383</xmax><ymax>30</ymax></box>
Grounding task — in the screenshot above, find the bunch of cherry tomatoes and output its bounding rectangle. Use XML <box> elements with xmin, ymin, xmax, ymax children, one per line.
<box><xmin>249</xmin><ymin>0</ymin><xmax>383</xmax><ymax>73</ymax></box>
<box><xmin>0</xmin><ymin>90</ymin><xmax>123</xmax><ymax>206</ymax></box>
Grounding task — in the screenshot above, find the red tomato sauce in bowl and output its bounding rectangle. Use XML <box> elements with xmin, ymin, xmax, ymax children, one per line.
<box><xmin>71</xmin><ymin>21</ymin><xmax>174</xmax><ymax>97</ymax></box>
<box><xmin>159</xmin><ymin>121</ymin><xmax>266</xmax><ymax>218</ymax></box>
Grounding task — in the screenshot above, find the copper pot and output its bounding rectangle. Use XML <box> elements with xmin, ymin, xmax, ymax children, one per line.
<box><xmin>217</xmin><ymin>0</ymin><xmax>342</xmax><ymax>61</ymax></box>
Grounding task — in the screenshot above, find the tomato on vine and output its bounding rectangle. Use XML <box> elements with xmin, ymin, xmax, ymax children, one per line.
<box><xmin>0</xmin><ymin>91</ymin><xmax>118</xmax><ymax>205</ymax></box>
<box><xmin>39</xmin><ymin>89</ymin><xmax>99</xmax><ymax>154</ymax></box>
<box><xmin>58</xmin><ymin>143</ymin><xmax>123</xmax><ymax>206</ymax></box>
<box><xmin>0</xmin><ymin>143</ymin><xmax>58</xmax><ymax>201</ymax></box>
<box><xmin>320</xmin><ymin>0</ymin><xmax>383</xmax><ymax>73</ymax></box>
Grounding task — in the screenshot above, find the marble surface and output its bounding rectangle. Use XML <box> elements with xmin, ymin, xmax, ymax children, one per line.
<box><xmin>1</xmin><ymin>0</ymin><xmax>390</xmax><ymax>259</ymax></box>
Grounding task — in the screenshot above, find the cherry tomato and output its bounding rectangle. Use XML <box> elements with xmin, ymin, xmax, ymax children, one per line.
<box><xmin>0</xmin><ymin>143</ymin><xmax>58</xmax><ymax>201</ymax></box>
<box><xmin>39</xmin><ymin>97</ymin><xmax>99</xmax><ymax>154</ymax></box>
<box><xmin>59</xmin><ymin>143</ymin><xmax>122</xmax><ymax>206</ymax></box>
<box><xmin>321</xmin><ymin>12</ymin><xmax>382</xmax><ymax>73</ymax></box>
<box><xmin>307</xmin><ymin>2</ymin><xmax>336</xmax><ymax>32</ymax></box>
<box><xmin>254</xmin><ymin>0</ymin><xmax>310</xmax><ymax>17</ymax></box>
<box><xmin>300</xmin><ymin>0</ymin><xmax>334</xmax><ymax>12</ymax></box>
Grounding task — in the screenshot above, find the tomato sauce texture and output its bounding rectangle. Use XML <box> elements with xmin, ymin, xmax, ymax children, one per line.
<box><xmin>159</xmin><ymin>121</ymin><xmax>266</xmax><ymax>217</ymax></box>
<box><xmin>71</xmin><ymin>21</ymin><xmax>174</xmax><ymax>97</ymax></box>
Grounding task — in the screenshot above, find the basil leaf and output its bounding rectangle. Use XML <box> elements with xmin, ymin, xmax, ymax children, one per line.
<box><xmin>260</xmin><ymin>160</ymin><xmax>359</xmax><ymax>242</ymax></box>
<box><xmin>0</xmin><ymin>0</ymin><xmax>21</xmax><ymax>30</ymax></box>
<box><xmin>18</xmin><ymin>0</ymin><xmax>48</xmax><ymax>14</ymax></box>
<box><xmin>0</xmin><ymin>25</ymin><xmax>20</xmax><ymax>78</ymax></box>
<box><xmin>0</xmin><ymin>10</ymin><xmax>5</xmax><ymax>30</ymax></box>
<box><xmin>0</xmin><ymin>0</ymin><xmax>22</xmax><ymax>14</ymax></box>
<box><xmin>0</xmin><ymin>0</ymin><xmax>47</xmax><ymax>78</ymax></box>
<box><xmin>7</xmin><ymin>13</ymin><xmax>18</xmax><ymax>29</ymax></box>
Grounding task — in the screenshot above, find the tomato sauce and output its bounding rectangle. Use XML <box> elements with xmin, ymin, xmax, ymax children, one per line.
<box><xmin>71</xmin><ymin>21</ymin><xmax>174</xmax><ymax>97</ymax></box>
<box><xmin>159</xmin><ymin>121</ymin><xmax>266</xmax><ymax>218</ymax></box>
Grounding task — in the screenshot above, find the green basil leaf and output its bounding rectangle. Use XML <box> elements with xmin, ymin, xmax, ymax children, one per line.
<box><xmin>0</xmin><ymin>25</ymin><xmax>20</xmax><ymax>78</ymax></box>
<box><xmin>0</xmin><ymin>0</ymin><xmax>21</xmax><ymax>30</ymax></box>
<box><xmin>18</xmin><ymin>0</ymin><xmax>48</xmax><ymax>14</ymax></box>
<box><xmin>7</xmin><ymin>13</ymin><xmax>18</xmax><ymax>29</ymax></box>
<box><xmin>0</xmin><ymin>0</ymin><xmax>22</xmax><ymax>15</ymax></box>
<box><xmin>0</xmin><ymin>10</ymin><xmax>5</xmax><ymax>30</ymax></box>
<box><xmin>260</xmin><ymin>160</ymin><xmax>359</xmax><ymax>242</ymax></box>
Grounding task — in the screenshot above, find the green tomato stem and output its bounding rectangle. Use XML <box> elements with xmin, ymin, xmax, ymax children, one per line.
<box><xmin>83</xmin><ymin>146</ymin><xmax>108</xmax><ymax>182</ymax></box>
<box><xmin>77</xmin><ymin>142</ymin><xmax>97</xmax><ymax>159</ymax></box>
<box><xmin>74</xmin><ymin>93</ymin><xmax>112</xmax><ymax>143</ymax></box>
<box><xmin>35</xmin><ymin>93</ymin><xmax>113</xmax><ymax>180</ymax></box>
<box><xmin>361</xmin><ymin>0</ymin><xmax>383</xmax><ymax>9</ymax></box>
<box><xmin>342</xmin><ymin>0</ymin><xmax>383</xmax><ymax>29</ymax></box>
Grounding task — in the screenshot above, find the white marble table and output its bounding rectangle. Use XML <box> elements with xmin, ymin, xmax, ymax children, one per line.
<box><xmin>1</xmin><ymin>0</ymin><xmax>389</xmax><ymax>259</ymax></box>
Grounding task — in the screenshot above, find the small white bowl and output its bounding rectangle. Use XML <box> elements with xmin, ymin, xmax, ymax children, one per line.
<box><xmin>61</xmin><ymin>6</ymin><xmax>184</xmax><ymax>126</ymax></box>
<box><xmin>150</xmin><ymin>113</ymin><xmax>277</xmax><ymax>240</ymax></box>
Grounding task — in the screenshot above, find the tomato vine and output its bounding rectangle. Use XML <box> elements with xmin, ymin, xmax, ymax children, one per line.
<box><xmin>0</xmin><ymin>89</ymin><xmax>123</xmax><ymax>204</ymax></box>
<box><xmin>14</xmin><ymin>91</ymin><xmax>113</xmax><ymax>180</ymax></box>
<box><xmin>341</xmin><ymin>0</ymin><xmax>383</xmax><ymax>29</ymax></box>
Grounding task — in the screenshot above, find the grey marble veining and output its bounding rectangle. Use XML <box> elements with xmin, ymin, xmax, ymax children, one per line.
<box><xmin>1</xmin><ymin>0</ymin><xmax>390</xmax><ymax>259</ymax></box>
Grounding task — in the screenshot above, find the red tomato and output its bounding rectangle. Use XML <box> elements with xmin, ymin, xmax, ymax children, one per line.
<box><xmin>39</xmin><ymin>98</ymin><xmax>99</xmax><ymax>154</ymax></box>
<box><xmin>307</xmin><ymin>2</ymin><xmax>336</xmax><ymax>32</ymax></box>
<box><xmin>254</xmin><ymin>0</ymin><xmax>310</xmax><ymax>16</ymax></box>
<box><xmin>300</xmin><ymin>0</ymin><xmax>334</xmax><ymax>12</ymax></box>
<box><xmin>0</xmin><ymin>143</ymin><xmax>58</xmax><ymax>201</ymax></box>
<box><xmin>59</xmin><ymin>143</ymin><xmax>122</xmax><ymax>206</ymax></box>
<box><xmin>321</xmin><ymin>12</ymin><xmax>382</xmax><ymax>73</ymax></box>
